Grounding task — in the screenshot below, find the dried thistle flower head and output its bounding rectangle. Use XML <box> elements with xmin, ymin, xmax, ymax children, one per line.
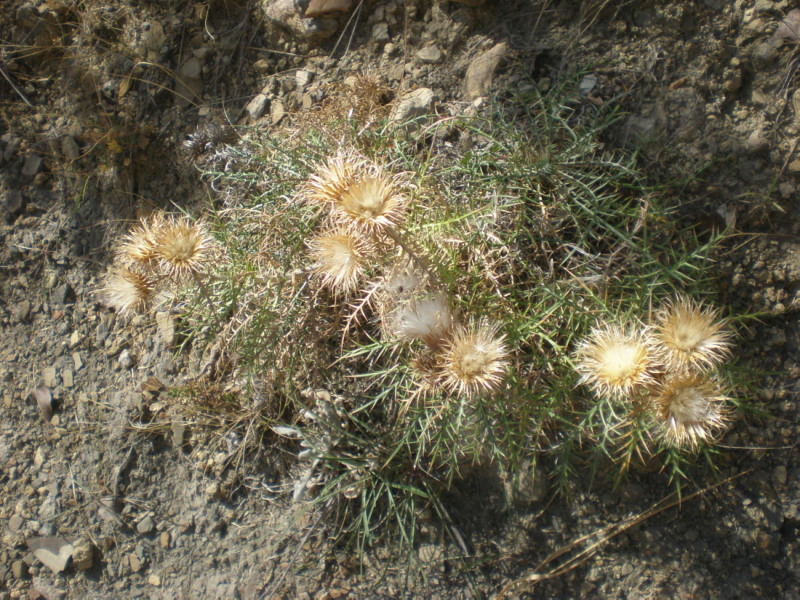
<box><xmin>102</xmin><ymin>267</ymin><xmax>156</xmax><ymax>315</ymax></box>
<box><xmin>575</xmin><ymin>324</ymin><xmax>657</xmax><ymax>400</ymax></box>
<box><xmin>305</xmin><ymin>152</ymin><xmax>407</xmax><ymax>234</ymax></box>
<box><xmin>390</xmin><ymin>293</ymin><xmax>454</xmax><ymax>345</ymax></box>
<box><xmin>654</xmin><ymin>296</ymin><xmax>733</xmax><ymax>373</ymax></box>
<box><xmin>153</xmin><ymin>216</ymin><xmax>213</xmax><ymax>278</ymax></box>
<box><xmin>656</xmin><ymin>374</ymin><xmax>730</xmax><ymax>448</ymax></box>
<box><xmin>305</xmin><ymin>152</ymin><xmax>360</xmax><ymax>206</ymax></box>
<box><xmin>308</xmin><ymin>231</ymin><xmax>367</xmax><ymax>293</ymax></box>
<box><xmin>116</xmin><ymin>211</ymin><xmax>167</xmax><ymax>269</ymax></box>
<box><xmin>334</xmin><ymin>173</ymin><xmax>405</xmax><ymax>234</ymax></box>
<box><xmin>438</xmin><ymin>320</ymin><xmax>509</xmax><ymax>397</ymax></box>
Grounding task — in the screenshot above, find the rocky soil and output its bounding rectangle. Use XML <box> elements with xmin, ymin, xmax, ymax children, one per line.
<box><xmin>2</xmin><ymin>0</ymin><xmax>800</xmax><ymax>598</ymax></box>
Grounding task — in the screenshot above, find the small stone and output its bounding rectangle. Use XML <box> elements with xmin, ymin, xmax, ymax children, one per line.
<box><xmin>788</xmin><ymin>159</ymin><xmax>800</xmax><ymax>173</ymax></box>
<box><xmin>296</xmin><ymin>69</ymin><xmax>313</xmax><ymax>91</ymax></box>
<box><xmin>129</xmin><ymin>553</ymin><xmax>142</xmax><ymax>573</ymax></box>
<box><xmin>2</xmin><ymin>190</ymin><xmax>23</xmax><ymax>216</ymax></box>
<box><xmin>62</xmin><ymin>369</ymin><xmax>73</xmax><ymax>389</ymax></box>
<box><xmin>148</xmin><ymin>574</ymin><xmax>161</xmax><ymax>586</ymax></box>
<box><xmin>371</xmin><ymin>22</ymin><xmax>390</xmax><ymax>42</ymax></box>
<box><xmin>416</xmin><ymin>45</ymin><xmax>442</xmax><ymax>64</ymax></box>
<box><xmin>159</xmin><ymin>532</ymin><xmax>170</xmax><ymax>549</ymax></box>
<box><xmin>61</xmin><ymin>136</ymin><xmax>80</xmax><ymax>160</ymax></box>
<box><xmin>155</xmin><ymin>312</ymin><xmax>175</xmax><ymax>346</ymax></box>
<box><xmin>69</xmin><ymin>331</ymin><xmax>81</xmax><ymax>348</ymax></box>
<box><xmin>72</xmin><ymin>352</ymin><xmax>83</xmax><ymax>371</ymax></box>
<box><xmin>21</xmin><ymin>154</ymin><xmax>43</xmax><ymax>176</ymax></box>
<box><xmin>754</xmin><ymin>37</ymin><xmax>782</xmax><ymax>66</ymax></box>
<box><xmin>34</xmin><ymin>447</ymin><xmax>46</xmax><ymax>467</ymax></box>
<box><xmin>42</xmin><ymin>367</ymin><xmax>57</xmax><ymax>387</ymax></box>
<box><xmin>27</xmin><ymin>537</ymin><xmax>73</xmax><ymax>574</ymax></box>
<box><xmin>11</xmin><ymin>560</ymin><xmax>27</xmax><ymax>580</ymax></box>
<box><xmin>171</xmin><ymin>422</ymin><xmax>187</xmax><ymax>447</ymax></box>
<box><xmin>53</xmin><ymin>283</ymin><xmax>75</xmax><ymax>306</ymax></box>
<box><xmin>244</xmin><ymin>94</ymin><xmax>269</xmax><ymax>120</ymax></box>
<box><xmin>271</xmin><ymin>100</ymin><xmax>286</xmax><ymax>125</ymax></box>
<box><xmin>253</xmin><ymin>59</ymin><xmax>271</xmax><ymax>73</ymax></box>
<box><xmin>137</xmin><ymin>516</ymin><xmax>155</xmax><ymax>534</ymax></box>
<box><xmin>118</xmin><ymin>349</ymin><xmax>135</xmax><ymax>369</ymax></box>
<box><xmin>71</xmin><ymin>542</ymin><xmax>93</xmax><ymax>570</ymax></box>
<box><xmin>32</xmin><ymin>577</ymin><xmax>67</xmax><ymax>600</ymax></box>
<box><xmin>9</xmin><ymin>515</ymin><xmax>24</xmax><ymax>533</ymax></box>
<box><xmin>774</xmin><ymin>465</ymin><xmax>787</xmax><ymax>485</ymax></box>
<box><xmin>305</xmin><ymin>0</ymin><xmax>352</xmax><ymax>17</ymax></box>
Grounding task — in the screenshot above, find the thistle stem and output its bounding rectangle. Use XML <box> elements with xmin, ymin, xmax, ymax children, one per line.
<box><xmin>192</xmin><ymin>270</ymin><xmax>222</xmax><ymax>326</ymax></box>
<box><xmin>382</xmin><ymin>227</ymin><xmax>439</xmax><ymax>285</ymax></box>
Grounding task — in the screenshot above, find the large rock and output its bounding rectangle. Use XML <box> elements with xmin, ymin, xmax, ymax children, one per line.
<box><xmin>465</xmin><ymin>42</ymin><xmax>507</xmax><ymax>99</ymax></box>
<box><xmin>262</xmin><ymin>0</ymin><xmax>340</xmax><ymax>42</ymax></box>
<box><xmin>391</xmin><ymin>88</ymin><xmax>435</xmax><ymax>125</ymax></box>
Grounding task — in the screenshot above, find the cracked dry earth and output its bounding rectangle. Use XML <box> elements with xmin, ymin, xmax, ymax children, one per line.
<box><xmin>2</xmin><ymin>0</ymin><xmax>800</xmax><ymax>598</ymax></box>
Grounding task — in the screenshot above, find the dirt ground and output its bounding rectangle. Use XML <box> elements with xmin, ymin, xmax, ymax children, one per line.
<box><xmin>2</xmin><ymin>0</ymin><xmax>800</xmax><ymax>598</ymax></box>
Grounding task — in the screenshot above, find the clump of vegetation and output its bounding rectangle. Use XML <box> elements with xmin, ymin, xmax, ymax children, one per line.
<box><xmin>100</xmin><ymin>70</ymin><xmax>753</xmax><ymax>553</ymax></box>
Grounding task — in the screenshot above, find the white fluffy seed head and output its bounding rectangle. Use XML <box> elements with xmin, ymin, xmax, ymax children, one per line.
<box><xmin>575</xmin><ymin>324</ymin><xmax>658</xmax><ymax>400</ymax></box>
<box><xmin>390</xmin><ymin>293</ymin><xmax>453</xmax><ymax>344</ymax></box>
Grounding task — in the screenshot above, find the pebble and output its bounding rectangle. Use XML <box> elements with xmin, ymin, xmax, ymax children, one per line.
<box><xmin>244</xmin><ymin>94</ymin><xmax>269</xmax><ymax>120</ymax></box>
<box><xmin>42</xmin><ymin>367</ymin><xmax>57</xmax><ymax>388</ymax></box>
<box><xmin>416</xmin><ymin>45</ymin><xmax>443</xmax><ymax>64</ymax></box>
<box><xmin>72</xmin><ymin>352</ymin><xmax>83</xmax><ymax>371</ymax></box>
<box><xmin>271</xmin><ymin>100</ymin><xmax>286</xmax><ymax>125</ymax></box>
<box><xmin>11</xmin><ymin>560</ymin><xmax>27</xmax><ymax>580</ymax></box>
<box><xmin>71</xmin><ymin>542</ymin><xmax>93</xmax><ymax>570</ymax></box>
<box><xmin>137</xmin><ymin>515</ymin><xmax>155</xmax><ymax>534</ymax></box>
<box><xmin>774</xmin><ymin>465</ymin><xmax>787</xmax><ymax>485</ymax></box>
<box><xmin>118</xmin><ymin>349</ymin><xmax>135</xmax><ymax>369</ymax></box>
<box><xmin>21</xmin><ymin>154</ymin><xmax>43</xmax><ymax>177</ymax></box>
<box><xmin>69</xmin><ymin>331</ymin><xmax>81</xmax><ymax>348</ymax></box>
<box><xmin>61</xmin><ymin>369</ymin><xmax>73</xmax><ymax>389</ymax></box>
<box><xmin>9</xmin><ymin>515</ymin><xmax>23</xmax><ymax>533</ymax></box>
<box><xmin>61</xmin><ymin>136</ymin><xmax>80</xmax><ymax>160</ymax></box>
<box><xmin>128</xmin><ymin>553</ymin><xmax>142</xmax><ymax>573</ymax></box>
<box><xmin>148</xmin><ymin>573</ymin><xmax>161</xmax><ymax>586</ymax></box>
<box><xmin>155</xmin><ymin>312</ymin><xmax>175</xmax><ymax>346</ymax></box>
<box><xmin>371</xmin><ymin>23</ymin><xmax>390</xmax><ymax>43</ymax></box>
<box><xmin>159</xmin><ymin>532</ymin><xmax>170</xmax><ymax>549</ymax></box>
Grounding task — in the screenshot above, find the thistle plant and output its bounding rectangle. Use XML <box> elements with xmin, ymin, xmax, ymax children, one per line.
<box><xmin>98</xmin><ymin>70</ymin><xmax>757</xmax><ymax>556</ymax></box>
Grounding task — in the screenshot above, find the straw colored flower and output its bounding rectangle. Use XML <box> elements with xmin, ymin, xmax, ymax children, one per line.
<box><xmin>390</xmin><ymin>293</ymin><xmax>453</xmax><ymax>345</ymax></box>
<box><xmin>575</xmin><ymin>324</ymin><xmax>657</xmax><ymax>400</ymax></box>
<box><xmin>653</xmin><ymin>296</ymin><xmax>733</xmax><ymax>373</ymax></box>
<box><xmin>655</xmin><ymin>374</ymin><xmax>730</xmax><ymax>448</ymax></box>
<box><xmin>305</xmin><ymin>152</ymin><xmax>360</xmax><ymax>206</ymax></box>
<box><xmin>333</xmin><ymin>172</ymin><xmax>405</xmax><ymax>234</ymax></box>
<box><xmin>438</xmin><ymin>320</ymin><xmax>509</xmax><ymax>397</ymax></box>
<box><xmin>116</xmin><ymin>211</ymin><xmax>167</xmax><ymax>269</ymax></box>
<box><xmin>153</xmin><ymin>216</ymin><xmax>213</xmax><ymax>278</ymax></box>
<box><xmin>308</xmin><ymin>231</ymin><xmax>367</xmax><ymax>293</ymax></box>
<box><xmin>102</xmin><ymin>267</ymin><xmax>156</xmax><ymax>315</ymax></box>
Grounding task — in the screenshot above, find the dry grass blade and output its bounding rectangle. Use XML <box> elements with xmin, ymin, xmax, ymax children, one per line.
<box><xmin>493</xmin><ymin>469</ymin><xmax>752</xmax><ymax>599</ymax></box>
